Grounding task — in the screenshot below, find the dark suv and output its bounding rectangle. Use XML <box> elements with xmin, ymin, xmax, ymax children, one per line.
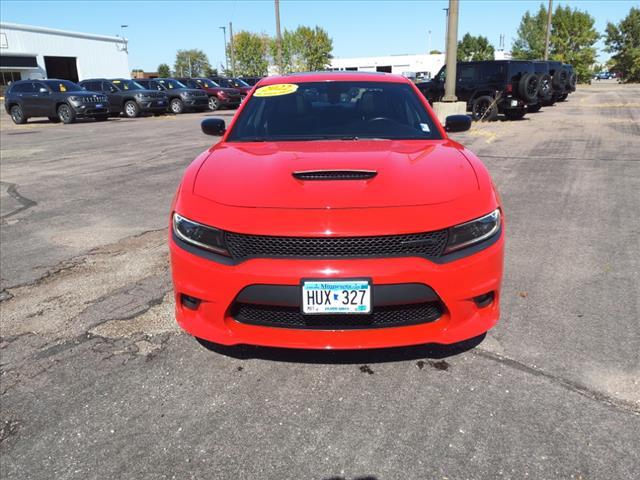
<box><xmin>417</xmin><ymin>60</ymin><xmax>541</xmax><ymax>121</ymax></box>
<box><xmin>79</xmin><ymin>78</ymin><xmax>168</xmax><ymax>118</ymax></box>
<box><xmin>135</xmin><ymin>78</ymin><xmax>208</xmax><ymax>114</ymax></box>
<box><xmin>4</xmin><ymin>79</ymin><xmax>110</xmax><ymax>124</ymax></box>
<box><xmin>208</xmin><ymin>76</ymin><xmax>252</xmax><ymax>99</ymax></box>
<box><xmin>176</xmin><ymin>77</ymin><xmax>242</xmax><ymax>111</ymax></box>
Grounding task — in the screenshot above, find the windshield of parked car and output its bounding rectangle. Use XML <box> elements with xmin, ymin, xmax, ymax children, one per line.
<box><xmin>194</xmin><ymin>78</ymin><xmax>219</xmax><ymax>88</ymax></box>
<box><xmin>43</xmin><ymin>80</ymin><xmax>85</xmax><ymax>92</ymax></box>
<box><xmin>215</xmin><ymin>78</ymin><xmax>234</xmax><ymax>88</ymax></box>
<box><xmin>231</xmin><ymin>78</ymin><xmax>249</xmax><ymax>88</ymax></box>
<box><xmin>227</xmin><ymin>81</ymin><xmax>442</xmax><ymax>142</ymax></box>
<box><xmin>111</xmin><ymin>79</ymin><xmax>145</xmax><ymax>91</ymax></box>
<box><xmin>159</xmin><ymin>79</ymin><xmax>187</xmax><ymax>89</ymax></box>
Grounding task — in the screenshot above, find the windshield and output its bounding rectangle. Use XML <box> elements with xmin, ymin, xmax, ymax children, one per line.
<box><xmin>227</xmin><ymin>81</ymin><xmax>441</xmax><ymax>142</ymax></box>
<box><xmin>159</xmin><ymin>79</ymin><xmax>186</xmax><ymax>89</ymax></box>
<box><xmin>231</xmin><ymin>78</ymin><xmax>249</xmax><ymax>88</ymax></box>
<box><xmin>216</xmin><ymin>78</ymin><xmax>234</xmax><ymax>88</ymax></box>
<box><xmin>194</xmin><ymin>78</ymin><xmax>218</xmax><ymax>88</ymax></box>
<box><xmin>112</xmin><ymin>79</ymin><xmax>145</xmax><ymax>91</ymax></box>
<box><xmin>44</xmin><ymin>80</ymin><xmax>85</xmax><ymax>92</ymax></box>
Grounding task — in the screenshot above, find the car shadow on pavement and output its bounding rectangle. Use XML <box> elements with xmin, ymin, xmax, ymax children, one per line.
<box><xmin>194</xmin><ymin>334</ymin><xmax>485</xmax><ymax>364</ymax></box>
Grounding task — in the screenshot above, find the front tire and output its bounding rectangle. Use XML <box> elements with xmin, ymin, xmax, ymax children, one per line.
<box><xmin>123</xmin><ymin>100</ymin><xmax>140</xmax><ymax>118</ymax></box>
<box><xmin>57</xmin><ymin>104</ymin><xmax>76</xmax><ymax>124</ymax></box>
<box><xmin>208</xmin><ymin>96</ymin><xmax>219</xmax><ymax>111</ymax></box>
<box><xmin>10</xmin><ymin>105</ymin><xmax>27</xmax><ymax>124</ymax></box>
<box><xmin>471</xmin><ymin>96</ymin><xmax>498</xmax><ymax>122</ymax></box>
<box><xmin>170</xmin><ymin>98</ymin><xmax>184</xmax><ymax>114</ymax></box>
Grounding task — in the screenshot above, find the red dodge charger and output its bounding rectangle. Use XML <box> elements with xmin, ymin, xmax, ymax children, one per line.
<box><xmin>170</xmin><ymin>72</ymin><xmax>504</xmax><ymax>350</ymax></box>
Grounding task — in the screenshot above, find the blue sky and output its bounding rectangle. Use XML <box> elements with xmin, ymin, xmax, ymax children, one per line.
<box><xmin>1</xmin><ymin>0</ymin><xmax>635</xmax><ymax>71</ymax></box>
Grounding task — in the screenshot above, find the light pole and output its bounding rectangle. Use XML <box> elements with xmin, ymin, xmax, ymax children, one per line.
<box><xmin>443</xmin><ymin>0</ymin><xmax>459</xmax><ymax>102</ymax></box>
<box><xmin>275</xmin><ymin>0</ymin><xmax>283</xmax><ymax>73</ymax></box>
<box><xmin>117</xmin><ymin>24</ymin><xmax>128</xmax><ymax>54</ymax></box>
<box><xmin>219</xmin><ymin>26</ymin><xmax>228</xmax><ymax>73</ymax></box>
<box><xmin>544</xmin><ymin>0</ymin><xmax>553</xmax><ymax>60</ymax></box>
<box><xmin>428</xmin><ymin>30</ymin><xmax>432</xmax><ymax>54</ymax></box>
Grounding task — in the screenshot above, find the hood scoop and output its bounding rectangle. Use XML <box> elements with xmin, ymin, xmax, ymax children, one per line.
<box><xmin>292</xmin><ymin>169</ymin><xmax>378</xmax><ymax>181</ymax></box>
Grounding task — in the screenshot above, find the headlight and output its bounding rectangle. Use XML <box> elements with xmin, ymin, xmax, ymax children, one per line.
<box><xmin>444</xmin><ymin>209</ymin><xmax>501</xmax><ymax>253</ymax></box>
<box><xmin>68</xmin><ymin>96</ymin><xmax>83</xmax><ymax>104</ymax></box>
<box><xmin>180</xmin><ymin>92</ymin><xmax>192</xmax><ymax>98</ymax></box>
<box><xmin>135</xmin><ymin>93</ymin><xmax>151</xmax><ymax>100</ymax></box>
<box><xmin>172</xmin><ymin>213</ymin><xmax>229</xmax><ymax>256</ymax></box>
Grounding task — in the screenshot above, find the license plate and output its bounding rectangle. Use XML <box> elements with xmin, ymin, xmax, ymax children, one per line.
<box><xmin>302</xmin><ymin>280</ymin><xmax>371</xmax><ymax>314</ymax></box>
<box><xmin>95</xmin><ymin>104</ymin><xmax>103</xmax><ymax>108</ymax></box>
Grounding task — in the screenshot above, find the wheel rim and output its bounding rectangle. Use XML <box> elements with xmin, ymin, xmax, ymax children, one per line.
<box><xmin>208</xmin><ymin>98</ymin><xmax>218</xmax><ymax>110</ymax></box>
<box><xmin>59</xmin><ymin>106</ymin><xmax>70</xmax><ymax>121</ymax></box>
<box><xmin>171</xmin><ymin>100</ymin><xmax>181</xmax><ymax>113</ymax></box>
<box><xmin>475</xmin><ymin>100</ymin><xmax>490</xmax><ymax>119</ymax></box>
<box><xmin>11</xmin><ymin>106</ymin><xmax>22</xmax><ymax>122</ymax></box>
<box><xmin>125</xmin><ymin>103</ymin><xmax>136</xmax><ymax>117</ymax></box>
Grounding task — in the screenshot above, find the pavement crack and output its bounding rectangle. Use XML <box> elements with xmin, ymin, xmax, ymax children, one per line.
<box><xmin>474</xmin><ymin>348</ymin><xmax>640</xmax><ymax>416</ymax></box>
<box><xmin>0</xmin><ymin>181</ymin><xmax>37</xmax><ymax>221</ymax></box>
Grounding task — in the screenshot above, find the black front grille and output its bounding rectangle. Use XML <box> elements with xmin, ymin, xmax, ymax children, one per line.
<box><xmin>224</xmin><ymin>229</ymin><xmax>449</xmax><ymax>259</ymax></box>
<box><xmin>231</xmin><ymin>302</ymin><xmax>443</xmax><ymax>330</ymax></box>
<box><xmin>293</xmin><ymin>170</ymin><xmax>377</xmax><ymax>181</ymax></box>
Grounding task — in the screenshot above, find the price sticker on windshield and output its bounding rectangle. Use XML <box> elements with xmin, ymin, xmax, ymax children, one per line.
<box><xmin>254</xmin><ymin>83</ymin><xmax>299</xmax><ymax>97</ymax></box>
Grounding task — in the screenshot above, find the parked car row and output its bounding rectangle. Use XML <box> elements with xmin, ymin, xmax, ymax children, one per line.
<box><xmin>417</xmin><ymin>60</ymin><xmax>576</xmax><ymax>121</ymax></box>
<box><xmin>4</xmin><ymin>76</ymin><xmax>256</xmax><ymax>124</ymax></box>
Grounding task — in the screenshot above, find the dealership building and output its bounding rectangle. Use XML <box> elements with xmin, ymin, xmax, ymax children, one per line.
<box><xmin>0</xmin><ymin>22</ymin><xmax>130</xmax><ymax>92</ymax></box>
<box><xmin>329</xmin><ymin>53</ymin><xmax>446</xmax><ymax>80</ymax></box>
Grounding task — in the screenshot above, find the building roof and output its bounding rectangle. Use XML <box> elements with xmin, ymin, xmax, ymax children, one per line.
<box><xmin>0</xmin><ymin>22</ymin><xmax>125</xmax><ymax>43</ymax></box>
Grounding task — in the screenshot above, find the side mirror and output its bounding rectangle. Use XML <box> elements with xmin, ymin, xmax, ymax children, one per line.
<box><xmin>39</xmin><ymin>87</ymin><xmax>49</xmax><ymax>94</ymax></box>
<box><xmin>201</xmin><ymin>118</ymin><xmax>226</xmax><ymax>136</ymax></box>
<box><xmin>444</xmin><ymin>115</ymin><xmax>471</xmax><ymax>133</ymax></box>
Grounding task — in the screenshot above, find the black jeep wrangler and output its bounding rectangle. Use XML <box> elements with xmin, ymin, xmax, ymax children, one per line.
<box><xmin>417</xmin><ymin>60</ymin><xmax>540</xmax><ymax>121</ymax></box>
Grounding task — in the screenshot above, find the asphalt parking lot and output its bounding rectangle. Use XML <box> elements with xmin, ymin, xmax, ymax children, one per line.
<box><xmin>1</xmin><ymin>83</ymin><xmax>639</xmax><ymax>479</ymax></box>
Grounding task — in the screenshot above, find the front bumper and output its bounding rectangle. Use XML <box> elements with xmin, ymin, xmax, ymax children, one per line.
<box><xmin>183</xmin><ymin>96</ymin><xmax>209</xmax><ymax>109</ymax></box>
<box><xmin>70</xmin><ymin>103</ymin><xmax>110</xmax><ymax>117</ymax></box>
<box><xmin>139</xmin><ymin>99</ymin><xmax>168</xmax><ymax>112</ymax></box>
<box><xmin>170</xmin><ymin>229</ymin><xmax>504</xmax><ymax>350</ymax></box>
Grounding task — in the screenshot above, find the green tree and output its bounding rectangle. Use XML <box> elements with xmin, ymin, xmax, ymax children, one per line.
<box><xmin>157</xmin><ymin>63</ymin><xmax>171</xmax><ymax>77</ymax></box>
<box><xmin>512</xmin><ymin>4</ymin><xmax>599</xmax><ymax>82</ymax></box>
<box><xmin>174</xmin><ymin>49</ymin><xmax>212</xmax><ymax>77</ymax></box>
<box><xmin>203</xmin><ymin>65</ymin><xmax>218</xmax><ymax>77</ymax></box>
<box><xmin>429</xmin><ymin>49</ymin><xmax>443</xmax><ymax>55</ymax></box>
<box><xmin>270</xmin><ymin>26</ymin><xmax>333</xmax><ymax>73</ymax></box>
<box><xmin>551</xmin><ymin>5</ymin><xmax>599</xmax><ymax>82</ymax></box>
<box><xmin>512</xmin><ymin>4</ymin><xmax>548</xmax><ymax>59</ymax></box>
<box><xmin>605</xmin><ymin>7</ymin><xmax>640</xmax><ymax>82</ymax></box>
<box><xmin>457</xmin><ymin>33</ymin><xmax>495</xmax><ymax>61</ymax></box>
<box><xmin>228</xmin><ymin>31</ymin><xmax>269</xmax><ymax>76</ymax></box>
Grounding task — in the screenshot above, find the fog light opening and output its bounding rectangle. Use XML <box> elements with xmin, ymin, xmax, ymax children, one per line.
<box><xmin>473</xmin><ymin>291</ymin><xmax>495</xmax><ymax>308</ymax></box>
<box><xmin>181</xmin><ymin>294</ymin><xmax>201</xmax><ymax>310</ymax></box>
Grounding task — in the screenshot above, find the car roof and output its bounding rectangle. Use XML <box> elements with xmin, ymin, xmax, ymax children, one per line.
<box><xmin>258</xmin><ymin>71</ymin><xmax>410</xmax><ymax>85</ymax></box>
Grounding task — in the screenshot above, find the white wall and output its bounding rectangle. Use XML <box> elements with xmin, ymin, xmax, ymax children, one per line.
<box><xmin>0</xmin><ymin>23</ymin><xmax>130</xmax><ymax>80</ymax></box>
<box><xmin>330</xmin><ymin>54</ymin><xmax>445</xmax><ymax>79</ymax></box>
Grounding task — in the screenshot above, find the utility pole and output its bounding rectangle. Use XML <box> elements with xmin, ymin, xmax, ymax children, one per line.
<box><xmin>188</xmin><ymin>55</ymin><xmax>192</xmax><ymax>77</ymax></box>
<box><xmin>544</xmin><ymin>0</ymin><xmax>553</xmax><ymax>60</ymax></box>
<box><xmin>219</xmin><ymin>26</ymin><xmax>228</xmax><ymax>73</ymax></box>
<box><xmin>229</xmin><ymin>21</ymin><xmax>236</xmax><ymax>77</ymax></box>
<box><xmin>274</xmin><ymin>0</ymin><xmax>283</xmax><ymax>73</ymax></box>
<box><xmin>428</xmin><ymin>30</ymin><xmax>432</xmax><ymax>54</ymax></box>
<box><xmin>442</xmin><ymin>0</ymin><xmax>459</xmax><ymax>102</ymax></box>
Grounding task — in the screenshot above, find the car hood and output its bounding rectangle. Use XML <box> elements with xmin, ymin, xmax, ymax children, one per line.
<box><xmin>193</xmin><ymin>140</ymin><xmax>479</xmax><ymax>209</ymax></box>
